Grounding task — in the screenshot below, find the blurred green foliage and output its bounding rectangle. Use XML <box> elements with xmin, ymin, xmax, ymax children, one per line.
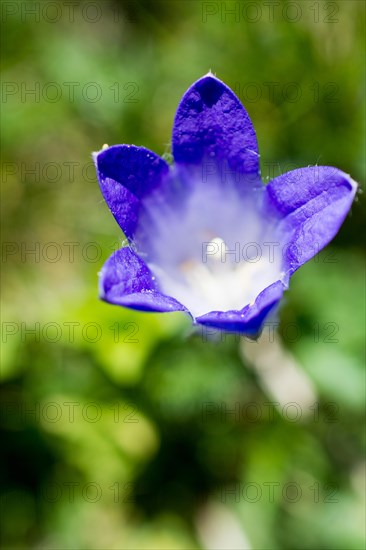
<box><xmin>1</xmin><ymin>0</ymin><xmax>365</xmax><ymax>548</ymax></box>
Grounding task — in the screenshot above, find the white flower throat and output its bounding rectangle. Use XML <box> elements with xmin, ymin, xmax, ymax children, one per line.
<box><xmin>174</xmin><ymin>237</ymin><xmax>281</xmax><ymax>317</ymax></box>
<box><xmin>138</xmin><ymin>180</ymin><xmax>284</xmax><ymax>318</ymax></box>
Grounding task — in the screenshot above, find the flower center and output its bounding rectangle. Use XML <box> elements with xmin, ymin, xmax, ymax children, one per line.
<box><xmin>172</xmin><ymin>236</ymin><xmax>281</xmax><ymax>317</ymax></box>
<box><xmin>138</xmin><ymin>179</ymin><xmax>284</xmax><ymax>318</ymax></box>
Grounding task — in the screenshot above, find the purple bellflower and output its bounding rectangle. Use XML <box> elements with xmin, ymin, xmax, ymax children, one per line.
<box><xmin>93</xmin><ymin>74</ymin><xmax>357</xmax><ymax>335</ymax></box>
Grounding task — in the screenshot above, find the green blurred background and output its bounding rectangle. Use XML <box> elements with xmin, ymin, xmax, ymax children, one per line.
<box><xmin>1</xmin><ymin>0</ymin><xmax>365</xmax><ymax>548</ymax></box>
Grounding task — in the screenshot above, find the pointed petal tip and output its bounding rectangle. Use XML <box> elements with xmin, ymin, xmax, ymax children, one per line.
<box><xmin>92</xmin><ymin>143</ymin><xmax>113</xmax><ymax>160</ymax></box>
<box><xmin>203</xmin><ymin>70</ymin><xmax>219</xmax><ymax>79</ymax></box>
<box><xmin>347</xmin><ymin>175</ymin><xmax>359</xmax><ymax>193</ymax></box>
<box><xmin>92</xmin><ymin>151</ymin><xmax>99</xmax><ymax>163</ymax></box>
<box><xmin>189</xmin><ymin>72</ymin><xmax>223</xmax><ymax>88</ymax></box>
<box><xmin>330</xmin><ymin>169</ymin><xmax>359</xmax><ymax>197</ymax></box>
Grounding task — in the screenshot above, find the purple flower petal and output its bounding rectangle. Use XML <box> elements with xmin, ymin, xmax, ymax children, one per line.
<box><xmin>265</xmin><ymin>166</ymin><xmax>357</xmax><ymax>275</ymax></box>
<box><xmin>196</xmin><ymin>280</ymin><xmax>284</xmax><ymax>335</ymax></box>
<box><xmin>172</xmin><ymin>74</ymin><xmax>260</xmax><ymax>180</ymax></box>
<box><xmin>99</xmin><ymin>247</ymin><xmax>187</xmax><ymax>313</ymax></box>
<box><xmin>93</xmin><ymin>145</ymin><xmax>169</xmax><ymax>240</ymax></box>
